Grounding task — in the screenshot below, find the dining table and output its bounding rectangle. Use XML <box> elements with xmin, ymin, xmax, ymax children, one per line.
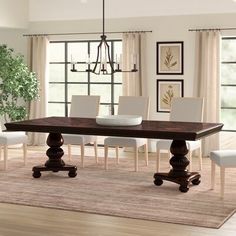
<box><xmin>5</xmin><ymin>116</ymin><xmax>223</xmax><ymax>192</ymax></box>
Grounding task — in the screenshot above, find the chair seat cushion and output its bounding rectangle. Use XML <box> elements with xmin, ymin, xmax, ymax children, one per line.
<box><xmin>62</xmin><ymin>134</ymin><xmax>97</xmax><ymax>145</ymax></box>
<box><xmin>104</xmin><ymin>137</ymin><xmax>146</xmax><ymax>147</ymax></box>
<box><xmin>0</xmin><ymin>132</ymin><xmax>27</xmax><ymax>145</ymax></box>
<box><xmin>210</xmin><ymin>150</ymin><xmax>236</xmax><ymax>167</ymax></box>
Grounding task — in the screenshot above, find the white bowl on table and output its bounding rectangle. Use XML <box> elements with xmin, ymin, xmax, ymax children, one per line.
<box><xmin>96</xmin><ymin>115</ymin><xmax>142</xmax><ymax>126</ymax></box>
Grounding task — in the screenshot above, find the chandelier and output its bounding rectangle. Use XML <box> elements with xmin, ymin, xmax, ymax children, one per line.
<box><xmin>70</xmin><ymin>0</ymin><xmax>138</xmax><ymax>75</ymax></box>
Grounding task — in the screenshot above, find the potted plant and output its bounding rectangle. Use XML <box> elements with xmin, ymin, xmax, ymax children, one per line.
<box><xmin>0</xmin><ymin>44</ymin><xmax>39</xmax><ymax>123</ymax></box>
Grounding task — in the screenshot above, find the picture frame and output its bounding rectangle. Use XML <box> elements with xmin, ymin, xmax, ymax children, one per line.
<box><xmin>156</xmin><ymin>80</ymin><xmax>184</xmax><ymax>113</ymax></box>
<box><xmin>156</xmin><ymin>41</ymin><xmax>184</xmax><ymax>75</ymax></box>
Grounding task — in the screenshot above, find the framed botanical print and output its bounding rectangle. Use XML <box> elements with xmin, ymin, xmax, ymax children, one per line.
<box><xmin>156</xmin><ymin>41</ymin><xmax>184</xmax><ymax>75</ymax></box>
<box><xmin>156</xmin><ymin>80</ymin><xmax>184</xmax><ymax>112</ymax></box>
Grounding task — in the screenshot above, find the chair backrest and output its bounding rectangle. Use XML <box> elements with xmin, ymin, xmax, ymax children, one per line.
<box><xmin>118</xmin><ymin>96</ymin><xmax>150</xmax><ymax>119</ymax></box>
<box><xmin>70</xmin><ymin>95</ymin><xmax>100</xmax><ymax>118</ymax></box>
<box><xmin>170</xmin><ymin>97</ymin><xmax>204</xmax><ymax>122</ymax></box>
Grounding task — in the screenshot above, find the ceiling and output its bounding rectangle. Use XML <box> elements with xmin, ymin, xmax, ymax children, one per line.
<box><xmin>29</xmin><ymin>0</ymin><xmax>236</xmax><ymax>22</ymax></box>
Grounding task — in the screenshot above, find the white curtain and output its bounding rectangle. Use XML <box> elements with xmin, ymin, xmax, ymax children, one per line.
<box><xmin>194</xmin><ymin>31</ymin><xmax>221</xmax><ymax>156</ymax></box>
<box><xmin>27</xmin><ymin>36</ymin><xmax>49</xmax><ymax>145</ymax></box>
<box><xmin>122</xmin><ymin>33</ymin><xmax>147</xmax><ymax>96</ymax></box>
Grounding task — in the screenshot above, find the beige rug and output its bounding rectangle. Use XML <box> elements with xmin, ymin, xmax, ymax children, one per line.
<box><xmin>0</xmin><ymin>152</ymin><xmax>235</xmax><ymax>229</ymax></box>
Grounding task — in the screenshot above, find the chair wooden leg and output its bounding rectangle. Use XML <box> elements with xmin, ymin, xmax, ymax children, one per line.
<box><xmin>144</xmin><ymin>143</ymin><xmax>148</xmax><ymax>166</ymax></box>
<box><xmin>220</xmin><ymin>167</ymin><xmax>225</xmax><ymax>199</ymax></box>
<box><xmin>94</xmin><ymin>141</ymin><xmax>98</xmax><ymax>164</ymax></box>
<box><xmin>80</xmin><ymin>145</ymin><xmax>85</xmax><ymax>168</ymax></box>
<box><xmin>0</xmin><ymin>145</ymin><xmax>2</xmax><ymax>161</ymax></box>
<box><xmin>68</xmin><ymin>144</ymin><xmax>71</xmax><ymax>161</ymax></box>
<box><xmin>168</xmin><ymin>150</ymin><xmax>172</xmax><ymax>169</ymax></box>
<box><xmin>188</xmin><ymin>151</ymin><xmax>192</xmax><ymax>172</ymax></box>
<box><xmin>3</xmin><ymin>145</ymin><xmax>8</xmax><ymax>170</ymax></box>
<box><xmin>104</xmin><ymin>145</ymin><xmax>108</xmax><ymax>170</ymax></box>
<box><xmin>23</xmin><ymin>143</ymin><xmax>27</xmax><ymax>165</ymax></box>
<box><xmin>134</xmin><ymin>146</ymin><xmax>138</xmax><ymax>172</ymax></box>
<box><xmin>198</xmin><ymin>146</ymin><xmax>202</xmax><ymax>171</ymax></box>
<box><xmin>115</xmin><ymin>146</ymin><xmax>119</xmax><ymax>164</ymax></box>
<box><xmin>211</xmin><ymin>160</ymin><xmax>216</xmax><ymax>190</ymax></box>
<box><xmin>156</xmin><ymin>149</ymin><xmax>160</xmax><ymax>172</ymax></box>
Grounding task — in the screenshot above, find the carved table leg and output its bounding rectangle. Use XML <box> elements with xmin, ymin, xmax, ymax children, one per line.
<box><xmin>153</xmin><ymin>140</ymin><xmax>201</xmax><ymax>192</ymax></box>
<box><xmin>32</xmin><ymin>133</ymin><xmax>77</xmax><ymax>178</ymax></box>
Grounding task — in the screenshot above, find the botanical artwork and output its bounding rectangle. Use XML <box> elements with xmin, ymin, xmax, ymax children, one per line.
<box><xmin>156</xmin><ymin>42</ymin><xmax>184</xmax><ymax>75</ymax></box>
<box><xmin>157</xmin><ymin>80</ymin><xmax>184</xmax><ymax>112</ymax></box>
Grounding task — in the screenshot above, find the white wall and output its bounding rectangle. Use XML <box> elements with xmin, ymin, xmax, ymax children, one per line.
<box><xmin>0</xmin><ymin>28</ymin><xmax>27</xmax><ymax>56</ymax></box>
<box><xmin>28</xmin><ymin>0</ymin><xmax>236</xmax><ymax>21</ymax></box>
<box><xmin>0</xmin><ymin>0</ymin><xmax>28</xmax><ymax>29</ymax></box>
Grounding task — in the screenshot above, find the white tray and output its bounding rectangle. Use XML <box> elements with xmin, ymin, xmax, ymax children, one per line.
<box><xmin>96</xmin><ymin>115</ymin><xmax>142</xmax><ymax>126</ymax></box>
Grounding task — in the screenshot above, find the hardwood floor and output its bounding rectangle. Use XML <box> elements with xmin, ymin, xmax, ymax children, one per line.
<box><xmin>0</xmin><ymin>146</ymin><xmax>235</xmax><ymax>236</ymax></box>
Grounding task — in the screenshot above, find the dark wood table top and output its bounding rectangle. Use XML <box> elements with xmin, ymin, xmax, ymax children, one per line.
<box><xmin>5</xmin><ymin>116</ymin><xmax>223</xmax><ymax>141</ymax></box>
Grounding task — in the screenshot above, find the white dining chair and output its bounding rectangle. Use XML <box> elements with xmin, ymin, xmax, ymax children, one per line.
<box><xmin>62</xmin><ymin>95</ymin><xmax>100</xmax><ymax>168</ymax></box>
<box><xmin>210</xmin><ymin>150</ymin><xmax>236</xmax><ymax>198</ymax></box>
<box><xmin>104</xmin><ymin>96</ymin><xmax>150</xmax><ymax>172</ymax></box>
<box><xmin>0</xmin><ymin>124</ymin><xmax>27</xmax><ymax>170</ymax></box>
<box><xmin>156</xmin><ymin>97</ymin><xmax>204</xmax><ymax>172</ymax></box>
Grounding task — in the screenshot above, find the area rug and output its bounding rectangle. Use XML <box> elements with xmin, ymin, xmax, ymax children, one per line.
<box><xmin>0</xmin><ymin>152</ymin><xmax>235</xmax><ymax>229</ymax></box>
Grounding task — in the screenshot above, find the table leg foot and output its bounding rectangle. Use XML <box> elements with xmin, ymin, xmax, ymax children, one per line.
<box><xmin>32</xmin><ymin>165</ymin><xmax>77</xmax><ymax>178</ymax></box>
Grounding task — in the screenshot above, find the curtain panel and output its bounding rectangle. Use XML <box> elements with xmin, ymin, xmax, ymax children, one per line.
<box><xmin>194</xmin><ymin>31</ymin><xmax>221</xmax><ymax>156</ymax></box>
<box><xmin>27</xmin><ymin>36</ymin><xmax>49</xmax><ymax>145</ymax></box>
<box><xmin>122</xmin><ymin>33</ymin><xmax>147</xmax><ymax>97</ymax></box>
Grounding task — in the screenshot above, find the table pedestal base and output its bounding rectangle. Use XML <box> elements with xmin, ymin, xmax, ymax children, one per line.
<box><xmin>32</xmin><ymin>133</ymin><xmax>77</xmax><ymax>178</ymax></box>
<box><xmin>153</xmin><ymin>140</ymin><xmax>201</xmax><ymax>192</ymax></box>
<box><xmin>32</xmin><ymin>164</ymin><xmax>77</xmax><ymax>178</ymax></box>
<box><xmin>154</xmin><ymin>171</ymin><xmax>201</xmax><ymax>192</ymax></box>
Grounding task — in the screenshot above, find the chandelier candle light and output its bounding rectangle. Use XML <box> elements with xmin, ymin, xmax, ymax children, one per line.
<box><xmin>70</xmin><ymin>0</ymin><xmax>138</xmax><ymax>75</ymax></box>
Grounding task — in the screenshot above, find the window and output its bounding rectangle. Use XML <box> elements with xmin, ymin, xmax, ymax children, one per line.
<box><xmin>221</xmin><ymin>37</ymin><xmax>236</xmax><ymax>131</ymax></box>
<box><xmin>48</xmin><ymin>40</ymin><xmax>122</xmax><ymax>117</ymax></box>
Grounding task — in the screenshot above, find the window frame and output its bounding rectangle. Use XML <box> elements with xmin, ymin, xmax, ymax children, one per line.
<box><xmin>48</xmin><ymin>39</ymin><xmax>122</xmax><ymax>117</ymax></box>
<box><xmin>221</xmin><ymin>37</ymin><xmax>236</xmax><ymax>132</ymax></box>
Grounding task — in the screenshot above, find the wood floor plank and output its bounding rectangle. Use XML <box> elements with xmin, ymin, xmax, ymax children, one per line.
<box><xmin>0</xmin><ymin>203</ymin><xmax>235</xmax><ymax>236</ymax></box>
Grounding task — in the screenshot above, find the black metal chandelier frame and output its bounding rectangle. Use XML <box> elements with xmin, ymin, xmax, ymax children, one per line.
<box><xmin>71</xmin><ymin>0</ymin><xmax>138</xmax><ymax>75</ymax></box>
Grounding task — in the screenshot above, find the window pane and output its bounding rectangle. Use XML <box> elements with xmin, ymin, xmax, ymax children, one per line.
<box><xmin>221</xmin><ymin>64</ymin><xmax>236</xmax><ymax>84</ymax></box>
<box><xmin>114</xmin><ymin>84</ymin><xmax>122</xmax><ymax>103</ymax></box>
<box><xmin>90</xmin><ymin>84</ymin><xmax>111</xmax><ymax>103</ymax></box>
<box><xmin>114</xmin><ymin>105</ymin><xmax>118</xmax><ymax>115</ymax></box>
<box><xmin>90</xmin><ymin>73</ymin><xmax>111</xmax><ymax>83</ymax></box>
<box><xmin>113</xmin><ymin>72</ymin><xmax>122</xmax><ymax>83</ymax></box>
<box><xmin>68</xmin><ymin>64</ymin><xmax>88</xmax><ymax>82</ymax></box>
<box><xmin>221</xmin><ymin>86</ymin><xmax>236</xmax><ymax>107</ymax></box>
<box><xmin>48</xmin><ymin>103</ymin><xmax>65</xmax><ymax>117</ymax></box>
<box><xmin>68</xmin><ymin>42</ymin><xmax>88</xmax><ymax>62</ymax></box>
<box><xmin>49</xmin><ymin>84</ymin><xmax>65</xmax><ymax>102</ymax></box>
<box><xmin>221</xmin><ymin>109</ymin><xmax>236</xmax><ymax>130</ymax></box>
<box><xmin>67</xmin><ymin>84</ymin><xmax>88</xmax><ymax>101</ymax></box>
<box><xmin>222</xmin><ymin>39</ymin><xmax>236</xmax><ymax>61</ymax></box>
<box><xmin>90</xmin><ymin>42</ymin><xmax>100</xmax><ymax>62</ymax></box>
<box><xmin>50</xmin><ymin>43</ymin><xmax>65</xmax><ymax>62</ymax></box>
<box><xmin>114</xmin><ymin>41</ymin><xmax>122</xmax><ymax>59</ymax></box>
<box><xmin>49</xmin><ymin>64</ymin><xmax>65</xmax><ymax>82</ymax></box>
<box><xmin>99</xmin><ymin>104</ymin><xmax>112</xmax><ymax>116</ymax></box>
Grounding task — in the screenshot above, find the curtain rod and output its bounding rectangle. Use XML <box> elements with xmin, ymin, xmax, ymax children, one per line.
<box><xmin>23</xmin><ymin>30</ymin><xmax>152</xmax><ymax>37</ymax></box>
<box><xmin>189</xmin><ymin>27</ymin><xmax>236</xmax><ymax>32</ymax></box>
